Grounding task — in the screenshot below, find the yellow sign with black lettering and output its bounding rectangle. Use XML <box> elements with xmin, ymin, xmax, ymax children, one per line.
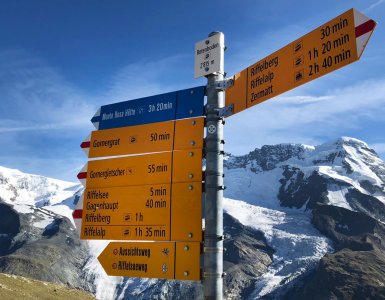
<box><xmin>81</xmin><ymin>184</ymin><xmax>171</xmax><ymax>225</ymax></box>
<box><xmin>226</xmin><ymin>8</ymin><xmax>376</xmax><ymax>115</ymax></box>
<box><xmin>171</xmin><ymin>182</ymin><xmax>202</xmax><ymax>242</ymax></box>
<box><xmin>98</xmin><ymin>241</ymin><xmax>176</xmax><ymax>279</ymax></box>
<box><xmin>84</xmin><ymin>117</ymin><xmax>204</xmax><ymax>158</ymax></box>
<box><xmin>98</xmin><ymin>241</ymin><xmax>201</xmax><ymax>280</ymax></box>
<box><xmin>83</xmin><ymin>150</ymin><xmax>202</xmax><ymax>189</ymax></box>
<box><xmin>80</xmin><ymin>182</ymin><xmax>202</xmax><ymax>242</ymax></box>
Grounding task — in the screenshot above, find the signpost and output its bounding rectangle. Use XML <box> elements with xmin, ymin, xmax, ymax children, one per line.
<box><xmin>73</xmin><ymin>7</ymin><xmax>376</xmax><ymax>297</ymax></box>
<box><xmin>225</xmin><ymin>8</ymin><xmax>376</xmax><ymax>115</ymax></box>
<box><xmin>98</xmin><ymin>241</ymin><xmax>201</xmax><ymax>280</ymax></box>
<box><xmin>81</xmin><ymin>117</ymin><xmax>204</xmax><ymax>158</ymax></box>
<box><xmin>91</xmin><ymin>86</ymin><xmax>205</xmax><ymax>130</ymax></box>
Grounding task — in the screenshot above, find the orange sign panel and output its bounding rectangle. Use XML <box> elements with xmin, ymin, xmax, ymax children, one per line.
<box><xmin>81</xmin><ymin>224</ymin><xmax>170</xmax><ymax>241</ymax></box>
<box><xmin>81</xmin><ymin>184</ymin><xmax>171</xmax><ymax>226</ymax></box>
<box><xmin>80</xmin><ymin>182</ymin><xmax>202</xmax><ymax>241</ymax></box>
<box><xmin>83</xmin><ymin>150</ymin><xmax>202</xmax><ymax>189</ymax></box>
<box><xmin>98</xmin><ymin>241</ymin><xmax>201</xmax><ymax>280</ymax></box>
<box><xmin>98</xmin><ymin>241</ymin><xmax>176</xmax><ymax>279</ymax></box>
<box><xmin>226</xmin><ymin>8</ymin><xmax>376</xmax><ymax>115</ymax></box>
<box><xmin>87</xmin><ymin>120</ymin><xmax>174</xmax><ymax>158</ymax></box>
<box><xmin>174</xmin><ymin>117</ymin><xmax>205</xmax><ymax>150</ymax></box>
<box><xmin>175</xmin><ymin>242</ymin><xmax>201</xmax><ymax>280</ymax></box>
<box><xmin>84</xmin><ymin>117</ymin><xmax>204</xmax><ymax>158</ymax></box>
<box><xmin>172</xmin><ymin>149</ymin><xmax>203</xmax><ymax>183</ymax></box>
<box><xmin>171</xmin><ymin>182</ymin><xmax>202</xmax><ymax>242</ymax></box>
<box><xmin>85</xmin><ymin>152</ymin><xmax>172</xmax><ymax>188</ymax></box>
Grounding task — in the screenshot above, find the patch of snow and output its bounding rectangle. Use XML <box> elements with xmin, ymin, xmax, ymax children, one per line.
<box><xmin>83</xmin><ymin>240</ymin><xmax>121</xmax><ymax>300</ymax></box>
<box><xmin>33</xmin><ymin>218</ymin><xmax>54</xmax><ymax>229</ymax></box>
<box><xmin>11</xmin><ymin>204</ymin><xmax>34</xmax><ymax>214</ymax></box>
<box><xmin>224</xmin><ymin>198</ymin><xmax>332</xmax><ymax>298</ymax></box>
<box><xmin>327</xmin><ymin>185</ymin><xmax>351</xmax><ymax>210</ymax></box>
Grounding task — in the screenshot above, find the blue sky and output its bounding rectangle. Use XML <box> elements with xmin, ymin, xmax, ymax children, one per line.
<box><xmin>0</xmin><ymin>0</ymin><xmax>384</xmax><ymax>182</ymax></box>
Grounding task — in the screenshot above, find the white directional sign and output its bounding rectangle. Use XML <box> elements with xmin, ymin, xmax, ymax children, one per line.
<box><xmin>194</xmin><ymin>33</ymin><xmax>224</xmax><ymax>78</ymax></box>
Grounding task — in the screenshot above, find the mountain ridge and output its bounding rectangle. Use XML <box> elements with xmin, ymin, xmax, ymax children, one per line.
<box><xmin>0</xmin><ymin>136</ymin><xmax>384</xmax><ymax>299</ymax></box>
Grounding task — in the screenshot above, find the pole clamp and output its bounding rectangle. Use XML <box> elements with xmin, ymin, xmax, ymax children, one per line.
<box><xmin>205</xmin><ymin>104</ymin><xmax>233</xmax><ymax>118</ymax></box>
<box><xmin>204</xmin><ymin>234</ymin><xmax>224</xmax><ymax>241</ymax></box>
<box><xmin>204</xmin><ymin>247</ymin><xmax>224</xmax><ymax>253</ymax></box>
<box><xmin>205</xmin><ymin>170</ymin><xmax>223</xmax><ymax>177</ymax></box>
<box><xmin>205</xmin><ymin>184</ymin><xmax>226</xmax><ymax>190</ymax></box>
<box><xmin>207</xmin><ymin>77</ymin><xmax>234</xmax><ymax>90</ymax></box>
<box><xmin>216</xmin><ymin>104</ymin><xmax>234</xmax><ymax>118</ymax></box>
<box><xmin>203</xmin><ymin>272</ymin><xmax>227</xmax><ymax>279</ymax></box>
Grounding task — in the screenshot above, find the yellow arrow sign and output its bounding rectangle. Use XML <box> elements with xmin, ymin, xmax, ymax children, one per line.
<box><xmin>79</xmin><ymin>182</ymin><xmax>202</xmax><ymax>241</ymax></box>
<box><xmin>98</xmin><ymin>241</ymin><xmax>201</xmax><ymax>280</ymax></box>
<box><xmin>226</xmin><ymin>8</ymin><xmax>376</xmax><ymax>115</ymax></box>
<box><xmin>77</xmin><ymin>149</ymin><xmax>202</xmax><ymax>188</ymax></box>
<box><xmin>81</xmin><ymin>117</ymin><xmax>204</xmax><ymax>158</ymax></box>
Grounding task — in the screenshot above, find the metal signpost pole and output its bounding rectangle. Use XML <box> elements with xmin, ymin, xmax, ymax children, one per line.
<box><xmin>204</xmin><ymin>31</ymin><xmax>225</xmax><ymax>300</ymax></box>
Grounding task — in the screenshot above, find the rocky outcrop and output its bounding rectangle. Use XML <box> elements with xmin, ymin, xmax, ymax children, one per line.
<box><xmin>0</xmin><ymin>201</ymin><xmax>93</xmax><ymax>293</ymax></box>
<box><xmin>286</xmin><ymin>204</ymin><xmax>385</xmax><ymax>300</ymax></box>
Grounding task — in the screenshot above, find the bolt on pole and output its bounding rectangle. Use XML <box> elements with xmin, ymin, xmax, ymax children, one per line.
<box><xmin>204</xmin><ymin>31</ymin><xmax>225</xmax><ymax>300</ymax></box>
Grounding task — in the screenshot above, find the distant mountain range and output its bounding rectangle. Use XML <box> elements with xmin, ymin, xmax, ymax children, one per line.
<box><xmin>0</xmin><ymin>136</ymin><xmax>384</xmax><ymax>299</ymax></box>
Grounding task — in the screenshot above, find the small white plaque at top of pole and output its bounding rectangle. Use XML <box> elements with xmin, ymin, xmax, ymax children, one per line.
<box><xmin>194</xmin><ymin>33</ymin><xmax>224</xmax><ymax>79</ymax></box>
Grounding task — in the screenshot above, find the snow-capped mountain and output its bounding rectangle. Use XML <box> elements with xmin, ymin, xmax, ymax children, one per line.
<box><xmin>223</xmin><ymin>136</ymin><xmax>385</xmax><ymax>299</ymax></box>
<box><xmin>0</xmin><ymin>165</ymin><xmax>82</xmax><ymax>222</ymax></box>
<box><xmin>0</xmin><ymin>136</ymin><xmax>385</xmax><ymax>299</ymax></box>
<box><xmin>0</xmin><ymin>166</ymin><xmax>93</xmax><ymax>292</ymax></box>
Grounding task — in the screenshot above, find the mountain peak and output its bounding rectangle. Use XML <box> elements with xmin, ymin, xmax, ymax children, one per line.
<box><xmin>333</xmin><ymin>136</ymin><xmax>371</xmax><ymax>150</ymax></box>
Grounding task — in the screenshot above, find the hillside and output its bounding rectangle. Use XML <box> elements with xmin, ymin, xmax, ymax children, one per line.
<box><xmin>0</xmin><ymin>272</ymin><xmax>95</xmax><ymax>300</ymax></box>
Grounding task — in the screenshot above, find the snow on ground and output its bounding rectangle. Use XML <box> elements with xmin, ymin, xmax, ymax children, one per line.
<box><xmin>327</xmin><ymin>184</ymin><xmax>351</xmax><ymax>210</ymax></box>
<box><xmin>224</xmin><ymin>198</ymin><xmax>332</xmax><ymax>298</ymax></box>
<box><xmin>0</xmin><ymin>165</ymin><xmax>81</xmax><ymax>209</ymax></box>
<box><xmin>83</xmin><ymin>240</ymin><xmax>122</xmax><ymax>300</ymax></box>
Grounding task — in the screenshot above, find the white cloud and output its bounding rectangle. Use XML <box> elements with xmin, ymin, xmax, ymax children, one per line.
<box><xmin>105</xmin><ymin>54</ymin><xmax>196</xmax><ymax>101</ymax></box>
<box><xmin>366</xmin><ymin>0</ymin><xmax>385</xmax><ymax>11</ymax></box>
<box><xmin>0</xmin><ymin>50</ymin><xmax>96</xmax><ymax>132</ymax></box>
<box><xmin>225</xmin><ymin>77</ymin><xmax>385</xmax><ymax>155</ymax></box>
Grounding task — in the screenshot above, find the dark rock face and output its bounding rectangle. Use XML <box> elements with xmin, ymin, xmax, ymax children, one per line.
<box><xmin>0</xmin><ymin>203</ymin><xmax>20</xmax><ymax>254</ymax></box>
<box><xmin>278</xmin><ymin>169</ymin><xmax>329</xmax><ymax>209</ymax></box>
<box><xmin>287</xmin><ymin>204</ymin><xmax>385</xmax><ymax>300</ymax></box>
<box><xmin>0</xmin><ymin>201</ymin><xmax>93</xmax><ymax>293</ymax></box>
<box><xmin>226</xmin><ymin>144</ymin><xmax>306</xmax><ymax>172</ymax></box>
<box><xmin>223</xmin><ymin>213</ymin><xmax>274</xmax><ymax>299</ymax></box>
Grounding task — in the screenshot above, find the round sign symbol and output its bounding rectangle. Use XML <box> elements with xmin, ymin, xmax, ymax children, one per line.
<box><xmin>208</xmin><ymin>124</ymin><xmax>216</xmax><ymax>134</ymax></box>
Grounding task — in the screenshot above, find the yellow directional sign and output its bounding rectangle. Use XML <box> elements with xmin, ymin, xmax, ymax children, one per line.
<box><xmin>81</xmin><ymin>224</ymin><xmax>170</xmax><ymax>240</ymax></box>
<box><xmin>81</xmin><ymin>184</ymin><xmax>171</xmax><ymax>226</ymax></box>
<box><xmin>171</xmin><ymin>182</ymin><xmax>202</xmax><ymax>241</ymax></box>
<box><xmin>172</xmin><ymin>149</ymin><xmax>203</xmax><ymax>183</ymax></box>
<box><xmin>79</xmin><ymin>182</ymin><xmax>203</xmax><ymax>241</ymax></box>
<box><xmin>84</xmin><ymin>151</ymin><xmax>172</xmax><ymax>188</ymax></box>
<box><xmin>82</xmin><ymin>117</ymin><xmax>204</xmax><ymax>158</ymax></box>
<box><xmin>80</xmin><ymin>150</ymin><xmax>202</xmax><ymax>189</ymax></box>
<box><xmin>226</xmin><ymin>8</ymin><xmax>376</xmax><ymax>116</ymax></box>
<box><xmin>175</xmin><ymin>242</ymin><xmax>201</xmax><ymax>280</ymax></box>
<box><xmin>98</xmin><ymin>241</ymin><xmax>176</xmax><ymax>279</ymax></box>
<box><xmin>98</xmin><ymin>241</ymin><xmax>201</xmax><ymax>280</ymax></box>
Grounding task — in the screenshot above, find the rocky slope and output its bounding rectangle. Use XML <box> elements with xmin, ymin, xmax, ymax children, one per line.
<box><xmin>0</xmin><ymin>167</ymin><xmax>93</xmax><ymax>293</ymax></box>
<box><xmin>224</xmin><ymin>137</ymin><xmax>385</xmax><ymax>299</ymax></box>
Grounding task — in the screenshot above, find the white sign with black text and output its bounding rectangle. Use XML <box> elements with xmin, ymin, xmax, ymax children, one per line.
<box><xmin>194</xmin><ymin>33</ymin><xmax>224</xmax><ymax>78</ymax></box>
